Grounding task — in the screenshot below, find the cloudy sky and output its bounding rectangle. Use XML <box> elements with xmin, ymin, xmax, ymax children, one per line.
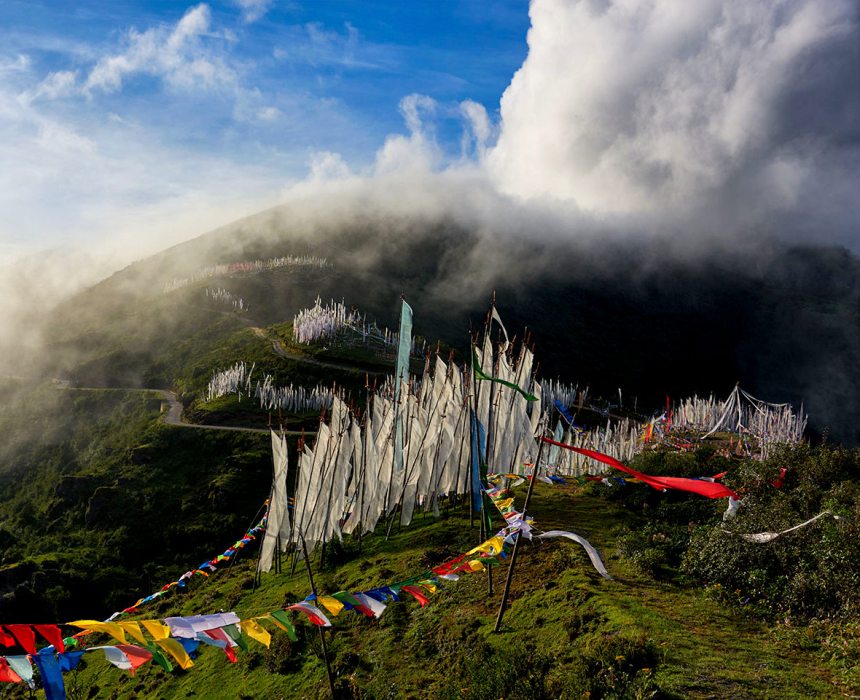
<box><xmin>0</xmin><ymin>0</ymin><xmax>527</xmax><ymax>261</ymax></box>
<box><xmin>1</xmin><ymin>0</ymin><xmax>858</xmax><ymax>268</ymax></box>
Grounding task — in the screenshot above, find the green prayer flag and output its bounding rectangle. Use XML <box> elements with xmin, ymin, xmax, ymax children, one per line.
<box><xmin>332</xmin><ymin>591</ymin><xmax>363</xmax><ymax>609</ymax></box>
<box><xmin>270</xmin><ymin>610</ymin><xmax>298</xmax><ymax>642</ymax></box>
<box><xmin>222</xmin><ymin>623</ymin><xmax>250</xmax><ymax>652</ymax></box>
<box><xmin>146</xmin><ymin>642</ymin><xmax>174</xmax><ymax>673</ymax></box>
<box><xmin>472</xmin><ymin>349</ymin><xmax>538</xmax><ymax>402</ymax></box>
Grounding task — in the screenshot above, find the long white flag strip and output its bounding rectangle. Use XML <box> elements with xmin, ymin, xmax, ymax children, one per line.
<box><xmin>258</xmin><ymin>430</ymin><xmax>290</xmax><ymax>574</ymax></box>
<box><xmin>536</xmin><ymin>530</ymin><xmax>612</xmax><ymax>579</ymax></box>
<box><xmin>727</xmin><ymin>511</ymin><xmax>840</xmax><ymax>543</ymax></box>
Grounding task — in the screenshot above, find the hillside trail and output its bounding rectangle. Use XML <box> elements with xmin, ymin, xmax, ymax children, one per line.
<box><xmin>60</xmin><ymin>385</ymin><xmax>311</xmax><ymax>436</ymax></box>
<box><xmin>248</xmin><ymin>326</ymin><xmax>387</xmax><ymax>375</ymax></box>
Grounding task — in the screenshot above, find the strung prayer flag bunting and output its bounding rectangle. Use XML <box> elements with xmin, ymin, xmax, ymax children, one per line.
<box><xmin>400</xmin><ymin>585</ymin><xmax>430</xmax><ymax>607</ymax></box>
<box><xmin>144</xmin><ymin>643</ymin><xmax>173</xmax><ymax>673</ymax></box>
<box><xmin>140</xmin><ymin>620</ymin><xmax>171</xmax><ymax>641</ymax></box>
<box><xmin>117</xmin><ymin>621</ymin><xmax>147</xmax><ymax>646</ymax></box>
<box><xmin>117</xmin><ymin>645</ymin><xmax>154</xmax><ymax>674</ymax></box>
<box><xmin>155</xmin><ymin>638</ymin><xmax>194</xmax><ymax>670</ymax></box>
<box><xmin>178</xmin><ymin>639</ymin><xmax>201</xmax><ymax>658</ymax></box>
<box><xmin>68</xmin><ymin>621</ymin><xmax>127</xmax><ymax>645</ymax></box>
<box><xmin>316</xmin><ymin>596</ymin><xmax>345</xmax><ymax>617</ymax></box>
<box><xmin>0</xmin><ymin>627</ymin><xmax>14</xmax><ymax>647</ymax></box>
<box><xmin>199</xmin><ymin>629</ymin><xmax>237</xmax><ymax>663</ymax></box>
<box><xmin>221</xmin><ymin>624</ymin><xmax>250</xmax><ymax>653</ymax></box>
<box><xmin>331</xmin><ymin>591</ymin><xmax>375</xmax><ymax>618</ymax></box>
<box><xmin>354</xmin><ymin>593</ymin><xmax>387</xmax><ymax>619</ymax></box>
<box><xmin>58</xmin><ymin>651</ymin><xmax>84</xmax><ymax>672</ymax></box>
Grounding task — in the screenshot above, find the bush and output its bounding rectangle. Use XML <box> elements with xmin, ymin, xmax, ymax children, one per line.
<box><xmin>682</xmin><ymin>445</ymin><xmax>860</xmax><ymax>619</ymax></box>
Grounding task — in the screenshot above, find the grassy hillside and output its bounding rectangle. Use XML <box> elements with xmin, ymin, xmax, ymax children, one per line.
<box><xmin>0</xmin><ymin>207</ymin><xmax>858</xmax><ymax>698</ymax></box>
<box><xmin>0</xmin><ymin>383</ymin><xmax>273</xmax><ymax>623</ymax></box>
<box><xmin>4</xmin><ymin>471</ymin><xmax>857</xmax><ymax>699</ymax></box>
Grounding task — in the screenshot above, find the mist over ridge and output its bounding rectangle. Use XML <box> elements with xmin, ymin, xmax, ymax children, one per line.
<box><xmin>2</xmin><ymin>0</ymin><xmax>859</xmax><ymax>444</ymax></box>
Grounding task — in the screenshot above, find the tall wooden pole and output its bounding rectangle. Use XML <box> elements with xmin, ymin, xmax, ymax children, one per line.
<box><xmin>300</xmin><ymin>533</ymin><xmax>337</xmax><ymax>699</ymax></box>
<box><xmin>493</xmin><ymin>437</ymin><xmax>545</xmax><ymax>633</ymax></box>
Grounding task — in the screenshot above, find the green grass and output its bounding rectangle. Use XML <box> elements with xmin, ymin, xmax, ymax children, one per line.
<box><xmin>19</xmin><ymin>481</ymin><xmax>845</xmax><ymax>700</ymax></box>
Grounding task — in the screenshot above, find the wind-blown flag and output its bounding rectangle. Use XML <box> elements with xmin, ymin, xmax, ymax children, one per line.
<box><xmin>4</xmin><ymin>656</ymin><xmax>33</xmax><ymax>688</ymax></box>
<box><xmin>400</xmin><ymin>585</ymin><xmax>430</xmax><ymax>607</ymax></box>
<box><xmin>536</xmin><ymin>530</ymin><xmax>612</xmax><ymax>579</ymax></box>
<box><xmin>96</xmin><ymin>646</ymin><xmax>153</xmax><ymax>676</ymax></box>
<box><xmin>393</xmin><ymin>299</ymin><xmax>413</xmax><ymax>473</ymax></box>
<box><xmin>287</xmin><ymin>602</ymin><xmax>332</xmax><ymax>627</ymax></box>
<box><xmin>472</xmin><ymin>349</ymin><xmax>537</xmax><ymax>401</ymax></box>
<box><xmin>728</xmin><ymin>511</ymin><xmax>840</xmax><ymax>543</ymax></box>
<box><xmin>540</xmin><ymin>439</ymin><xmax>739</xmax><ymax>500</ymax></box>
<box><xmin>34</xmin><ymin>625</ymin><xmax>65</xmax><ymax>653</ymax></box>
<box><xmin>4</xmin><ymin>625</ymin><xmax>36</xmax><ymax>654</ymax></box>
<box><xmin>554</xmin><ymin>400</ymin><xmax>577</xmax><ymax>427</ymax></box>
<box><xmin>266</xmin><ymin>611</ymin><xmax>298</xmax><ymax>641</ymax></box>
<box><xmin>0</xmin><ymin>658</ymin><xmax>22</xmax><ymax>684</ymax></box>
<box><xmin>32</xmin><ymin>651</ymin><xmax>65</xmax><ymax>700</ymax></box>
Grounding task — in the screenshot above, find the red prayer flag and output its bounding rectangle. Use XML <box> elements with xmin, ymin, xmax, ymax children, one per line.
<box><xmin>771</xmin><ymin>467</ymin><xmax>787</xmax><ymax>489</ymax></box>
<box><xmin>204</xmin><ymin>628</ymin><xmax>237</xmax><ymax>663</ymax></box>
<box><xmin>115</xmin><ymin>645</ymin><xmax>153</xmax><ymax>675</ymax></box>
<box><xmin>0</xmin><ymin>657</ymin><xmax>23</xmax><ymax>684</ymax></box>
<box><xmin>5</xmin><ymin>625</ymin><xmax>36</xmax><ymax>654</ymax></box>
<box><xmin>34</xmin><ymin>625</ymin><xmax>65</xmax><ymax>653</ymax></box>
<box><xmin>287</xmin><ymin>603</ymin><xmax>331</xmax><ymax>627</ymax></box>
<box><xmin>0</xmin><ymin>626</ymin><xmax>15</xmax><ymax>647</ymax></box>
<box><xmin>540</xmin><ymin>439</ymin><xmax>739</xmax><ymax>500</ymax></box>
<box><xmin>401</xmin><ymin>585</ymin><xmax>430</xmax><ymax>607</ymax></box>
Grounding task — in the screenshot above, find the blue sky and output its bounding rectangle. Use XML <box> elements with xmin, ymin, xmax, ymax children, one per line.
<box><xmin>0</xmin><ymin>1</ymin><xmax>529</xmax><ymax>259</ymax></box>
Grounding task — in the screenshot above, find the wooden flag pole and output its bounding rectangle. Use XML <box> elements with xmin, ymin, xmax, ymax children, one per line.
<box><xmin>493</xmin><ymin>436</ymin><xmax>545</xmax><ymax>633</ymax></box>
<box><xmin>300</xmin><ymin>532</ymin><xmax>337</xmax><ymax>699</ymax></box>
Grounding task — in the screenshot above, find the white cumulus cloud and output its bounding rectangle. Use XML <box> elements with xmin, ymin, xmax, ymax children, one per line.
<box><xmin>486</xmin><ymin>0</ymin><xmax>860</xmax><ymax>243</ymax></box>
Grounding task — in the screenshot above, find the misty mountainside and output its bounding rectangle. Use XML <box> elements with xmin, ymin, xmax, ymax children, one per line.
<box><xmin>36</xmin><ymin>205</ymin><xmax>860</xmax><ymax>445</ymax></box>
<box><xmin>1</xmin><ymin>206</ymin><xmax>860</xmax><ymax>698</ymax></box>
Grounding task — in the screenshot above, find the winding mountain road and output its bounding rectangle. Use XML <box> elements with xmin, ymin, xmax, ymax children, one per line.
<box><xmin>62</xmin><ymin>386</ymin><xmax>312</xmax><ymax>436</ymax></box>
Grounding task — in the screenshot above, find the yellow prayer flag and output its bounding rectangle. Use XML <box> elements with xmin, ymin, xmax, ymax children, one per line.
<box><xmin>417</xmin><ymin>580</ymin><xmax>437</xmax><ymax>594</ymax></box>
<box><xmin>467</xmin><ymin>536</ymin><xmax>505</xmax><ymax>557</ymax></box>
<box><xmin>156</xmin><ymin>638</ymin><xmax>194</xmax><ymax>670</ymax></box>
<box><xmin>68</xmin><ymin>620</ymin><xmax>127</xmax><ymax>644</ymax></box>
<box><xmin>467</xmin><ymin>559</ymin><xmax>486</xmax><ymax>572</ymax></box>
<box><xmin>316</xmin><ymin>596</ymin><xmax>345</xmax><ymax>617</ymax></box>
<box><xmin>239</xmin><ymin>619</ymin><xmax>271</xmax><ymax>648</ymax></box>
<box><xmin>117</xmin><ymin>621</ymin><xmax>147</xmax><ymax>646</ymax></box>
<box><xmin>140</xmin><ymin>620</ymin><xmax>171</xmax><ymax>641</ymax></box>
<box><xmin>257</xmin><ymin>614</ymin><xmax>289</xmax><ymax>635</ymax></box>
